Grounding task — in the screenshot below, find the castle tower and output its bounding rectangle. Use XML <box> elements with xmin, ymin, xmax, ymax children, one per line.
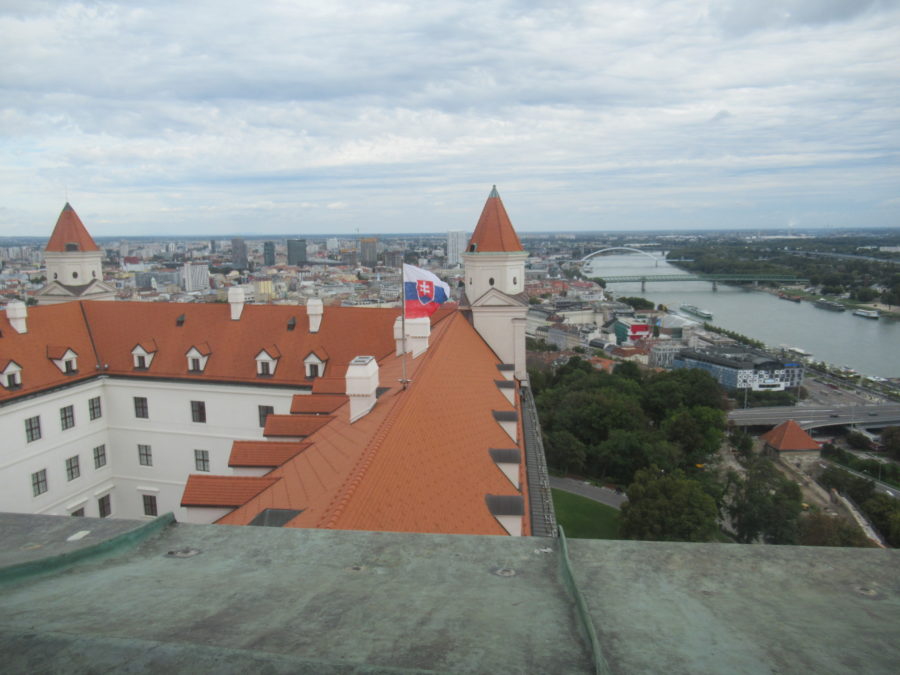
<box><xmin>36</xmin><ymin>204</ymin><xmax>116</xmax><ymax>305</ymax></box>
<box><xmin>461</xmin><ymin>186</ymin><xmax>529</xmax><ymax>380</ymax></box>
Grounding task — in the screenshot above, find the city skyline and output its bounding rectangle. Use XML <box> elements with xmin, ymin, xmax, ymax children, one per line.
<box><xmin>2</xmin><ymin>1</ymin><xmax>899</xmax><ymax>237</ymax></box>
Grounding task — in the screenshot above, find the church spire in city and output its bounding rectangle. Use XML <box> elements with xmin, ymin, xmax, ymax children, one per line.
<box><xmin>466</xmin><ymin>185</ymin><xmax>523</xmax><ymax>253</ymax></box>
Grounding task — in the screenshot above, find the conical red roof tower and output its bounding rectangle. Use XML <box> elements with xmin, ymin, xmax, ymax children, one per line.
<box><xmin>45</xmin><ymin>203</ymin><xmax>100</xmax><ymax>253</ymax></box>
<box><xmin>466</xmin><ymin>186</ymin><xmax>523</xmax><ymax>253</ymax></box>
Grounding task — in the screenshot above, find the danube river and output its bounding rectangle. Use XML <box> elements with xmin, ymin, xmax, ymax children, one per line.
<box><xmin>585</xmin><ymin>255</ymin><xmax>900</xmax><ymax>378</ymax></box>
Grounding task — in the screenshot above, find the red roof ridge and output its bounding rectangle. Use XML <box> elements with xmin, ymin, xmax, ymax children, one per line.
<box><xmin>263</xmin><ymin>414</ymin><xmax>334</xmax><ymax>438</ymax></box>
<box><xmin>228</xmin><ymin>440</ymin><xmax>312</xmax><ymax>467</ymax></box>
<box><xmin>466</xmin><ymin>186</ymin><xmax>523</xmax><ymax>253</ymax></box>
<box><xmin>45</xmin><ymin>203</ymin><xmax>100</xmax><ymax>253</ymax></box>
<box><xmin>317</xmin><ymin>314</ymin><xmax>459</xmax><ymax>529</ymax></box>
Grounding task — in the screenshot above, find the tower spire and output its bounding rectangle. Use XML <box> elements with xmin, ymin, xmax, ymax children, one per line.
<box><xmin>466</xmin><ymin>186</ymin><xmax>523</xmax><ymax>253</ymax></box>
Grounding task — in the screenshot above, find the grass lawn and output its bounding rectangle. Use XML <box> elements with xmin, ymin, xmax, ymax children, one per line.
<box><xmin>552</xmin><ymin>488</ymin><xmax>621</xmax><ymax>539</ymax></box>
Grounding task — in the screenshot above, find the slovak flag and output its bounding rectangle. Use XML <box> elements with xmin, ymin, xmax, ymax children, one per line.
<box><xmin>403</xmin><ymin>263</ymin><xmax>451</xmax><ymax>319</ymax></box>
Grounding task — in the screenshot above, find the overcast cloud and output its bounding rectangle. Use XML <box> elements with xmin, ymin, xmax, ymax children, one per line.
<box><xmin>1</xmin><ymin>0</ymin><xmax>898</xmax><ymax>236</ymax></box>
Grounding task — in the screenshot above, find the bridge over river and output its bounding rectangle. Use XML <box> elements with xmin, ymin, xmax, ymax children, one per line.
<box><xmin>596</xmin><ymin>273</ymin><xmax>809</xmax><ymax>291</ymax></box>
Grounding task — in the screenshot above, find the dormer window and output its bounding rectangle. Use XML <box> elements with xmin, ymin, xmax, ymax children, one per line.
<box><xmin>304</xmin><ymin>349</ymin><xmax>328</xmax><ymax>380</ymax></box>
<box><xmin>131</xmin><ymin>342</ymin><xmax>157</xmax><ymax>370</ymax></box>
<box><xmin>186</xmin><ymin>344</ymin><xmax>211</xmax><ymax>373</ymax></box>
<box><xmin>48</xmin><ymin>347</ymin><xmax>78</xmax><ymax>375</ymax></box>
<box><xmin>2</xmin><ymin>361</ymin><xmax>22</xmax><ymax>390</ymax></box>
<box><xmin>255</xmin><ymin>348</ymin><xmax>280</xmax><ymax>377</ymax></box>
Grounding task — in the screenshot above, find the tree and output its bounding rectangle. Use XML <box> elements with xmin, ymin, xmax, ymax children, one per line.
<box><xmin>797</xmin><ymin>514</ymin><xmax>873</xmax><ymax>548</ymax></box>
<box><xmin>660</xmin><ymin>406</ymin><xmax>725</xmax><ymax>467</ymax></box>
<box><xmin>620</xmin><ymin>467</ymin><xmax>719</xmax><ymax>542</ymax></box>
<box><xmin>881</xmin><ymin>427</ymin><xmax>900</xmax><ymax>462</ymax></box>
<box><xmin>617</xmin><ymin>296</ymin><xmax>654</xmax><ymax>310</ymax></box>
<box><xmin>728</xmin><ymin>458</ymin><xmax>802</xmax><ymax>544</ymax></box>
<box><xmin>612</xmin><ymin>360</ymin><xmax>642</xmax><ymax>382</ymax></box>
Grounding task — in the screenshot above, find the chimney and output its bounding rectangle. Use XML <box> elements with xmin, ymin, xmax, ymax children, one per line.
<box><xmin>228</xmin><ymin>286</ymin><xmax>245</xmax><ymax>320</ymax></box>
<box><xmin>345</xmin><ymin>355</ymin><xmax>379</xmax><ymax>422</ymax></box>
<box><xmin>307</xmin><ymin>298</ymin><xmax>323</xmax><ymax>333</ymax></box>
<box><xmin>393</xmin><ymin>316</ymin><xmax>430</xmax><ymax>357</ymax></box>
<box><xmin>5</xmin><ymin>301</ymin><xmax>27</xmax><ymax>334</ymax></box>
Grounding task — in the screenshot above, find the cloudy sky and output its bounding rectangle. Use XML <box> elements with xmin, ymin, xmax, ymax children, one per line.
<box><xmin>1</xmin><ymin>0</ymin><xmax>899</xmax><ymax>237</ymax></box>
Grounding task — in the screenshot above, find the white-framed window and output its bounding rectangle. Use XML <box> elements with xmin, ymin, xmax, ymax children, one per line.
<box><xmin>142</xmin><ymin>494</ymin><xmax>158</xmax><ymax>517</ymax></box>
<box><xmin>138</xmin><ymin>444</ymin><xmax>153</xmax><ymax>466</ymax></box>
<box><xmin>195</xmin><ymin>449</ymin><xmax>210</xmax><ymax>472</ymax></box>
<box><xmin>258</xmin><ymin>405</ymin><xmax>274</xmax><ymax>427</ymax></box>
<box><xmin>131</xmin><ymin>344</ymin><xmax>156</xmax><ymax>370</ymax></box>
<box><xmin>186</xmin><ymin>346</ymin><xmax>210</xmax><ymax>373</ymax></box>
<box><xmin>88</xmin><ymin>396</ymin><xmax>102</xmax><ymax>420</ymax></box>
<box><xmin>25</xmin><ymin>415</ymin><xmax>42</xmax><ymax>442</ymax></box>
<box><xmin>191</xmin><ymin>400</ymin><xmax>207</xmax><ymax>423</ymax></box>
<box><xmin>2</xmin><ymin>361</ymin><xmax>22</xmax><ymax>389</ymax></box>
<box><xmin>49</xmin><ymin>348</ymin><xmax>79</xmax><ymax>375</ymax></box>
<box><xmin>98</xmin><ymin>494</ymin><xmax>111</xmax><ymax>518</ymax></box>
<box><xmin>60</xmin><ymin>404</ymin><xmax>75</xmax><ymax>430</ymax></box>
<box><xmin>304</xmin><ymin>352</ymin><xmax>327</xmax><ymax>379</ymax></box>
<box><xmin>134</xmin><ymin>396</ymin><xmax>149</xmax><ymax>419</ymax></box>
<box><xmin>32</xmin><ymin>469</ymin><xmax>48</xmax><ymax>496</ymax></box>
<box><xmin>93</xmin><ymin>444</ymin><xmax>107</xmax><ymax>469</ymax></box>
<box><xmin>65</xmin><ymin>455</ymin><xmax>80</xmax><ymax>481</ymax></box>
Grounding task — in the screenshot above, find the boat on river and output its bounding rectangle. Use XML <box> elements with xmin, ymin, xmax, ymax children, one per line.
<box><xmin>778</xmin><ymin>292</ymin><xmax>802</xmax><ymax>302</ymax></box>
<box><xmin>814</xmin><ymin>298</ymin><xmax>846</xmax><ymax>312</ymax></box>
<box><xmin>679</xmin><ymin>303</ymin><xmax>713</xmax><ymax>320</ymax></box>
<box><xmin>853</xmin><ymin>309</ymin><xmax>880</xmax><ymax>319</ymax></box>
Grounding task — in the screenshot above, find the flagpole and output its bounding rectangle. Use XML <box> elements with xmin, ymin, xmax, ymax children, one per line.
<box><xmin>400</xmin><ymin>265</ymin><xmax>409</xmax><ymax>390</ymax></box>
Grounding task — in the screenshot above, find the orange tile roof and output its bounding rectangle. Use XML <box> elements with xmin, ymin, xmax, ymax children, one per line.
<box><xmin>46</xmin><ymin>345</ymin><xmax>73</xmax><ymax>360</ymax></box>
<box><xmin>229</xmin><ymin>441</ymin><xmax>311</xmax><ymax>467</ymax></box>
<box><xmin>291</xmin><ymin>395</ymin><xmax>348</xmax><ymax>414</ymax></box>
<box><xmin>467</xmin><ymin>186</ymin><xmax>523</xmax><ymax>253</ymax></box>
<box><xmin>761</xmin><ymin>420</ymin><xmax>821</xmax><ymax>452</ymax></box>
<box><xmin>45</xmin><ymin>203</ymin><xmax>100</xmax><ymax>253</ymax></box>
<box><xmin>264</xmin><ymin>414</ymin><xmax>334</xmax><ymax>438</ymax></box>
<box><xmin>311</xmin><ymin>377</ymin><xmax>347</xmax><ymax>394</ymax></box>
<box><xmin>218</xmin><ymin>311</ymin><xmax>529</xmax><ymax>536</ymax></box>
<box><xmin>181</xmin><ymin>475</ymin><xmax>280</xmax><ymax>507</ymax></box>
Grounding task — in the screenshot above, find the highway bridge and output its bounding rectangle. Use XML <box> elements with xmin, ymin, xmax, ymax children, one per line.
<box><xmin>728</xmin><ymin>404</ymin><xmax>900</xmax><ymax>430</ymax></box>
<box><xmin>596</xmin><ymin>273</ymin><xmax>809</xmax><ymax>291</ymax></box>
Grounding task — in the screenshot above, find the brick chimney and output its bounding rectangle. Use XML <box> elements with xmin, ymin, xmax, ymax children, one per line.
<box><xmin>228</xmin><ymin>287</ymin><xmax>245</xmax><ymax>321</ymax></box>
<box><xmin>307</xmin><ymin>298</ymin><xmax>323</xmax><ymax>333</ymax></box>
<box><xmin>5</xmin><ymin>301</ymin><xmax>27</xmax><ymax>334</ymax></box>
<box><xmin>345</xmin><ymin>355</ymin><xmax>379</xmax><ymax>422</ymax></box>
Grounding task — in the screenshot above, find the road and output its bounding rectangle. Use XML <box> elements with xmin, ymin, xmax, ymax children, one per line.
<box><xmin>549</xmin><ymin>476</ymin><xmax>627</xmax><ymax>509</ymax></box>
<box><xmin>729</xmin><ymin>403</ymin><xmax>900</xmax><ymax>429</ymax></box>
<box><xmin>820</xmin><ymin>460</ymin><xmax>898</xmax><ymax>500</ymax></box>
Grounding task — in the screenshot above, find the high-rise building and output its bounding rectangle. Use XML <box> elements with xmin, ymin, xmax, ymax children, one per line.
<box><xmin>360</xmin><ymin>237</ymin><xmax>378</xmax><ymax>267</ymax></box>
<box><xmin>263</xmin><ymin>242</ymin><xmax>276</xmax><ymax>267</ymax></box>
<box><xmin>326</xmin><ymin>237</ymin><xmax>339</xmax><ymax>253</ymax></box>
<box><xmin>181</xmin><ymin>262</ymin><xmax>210</xmax><ymax>292</ymax></box>
<box><xmin>447</xmin><ymin>230</ymin><xmax>467</xmax><ymax>267</ymax></box>
<box><xmin>231</xmin><ymin>238</ymin><xmax>248</xmax><ymax>269</ymax></box>
<box><xmin>287</xmin><ymin>239</ymin><xmax>307</xmax><ymax>266</ymax></box>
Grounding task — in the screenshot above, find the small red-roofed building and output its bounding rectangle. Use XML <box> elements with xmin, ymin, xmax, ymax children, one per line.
<box><xmin>761</xmin><ymin>420</ymin><xmax>822</xmax><ymax>467</ymax></box>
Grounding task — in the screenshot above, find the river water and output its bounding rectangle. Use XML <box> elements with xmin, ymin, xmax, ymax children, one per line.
<box><xmin>585</xmin><ymin>255</ymin><xmax>900</xmax><ymax>378</ymax></box>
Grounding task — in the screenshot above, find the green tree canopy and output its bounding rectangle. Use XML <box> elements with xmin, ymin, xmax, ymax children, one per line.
<box><xmin>620</xmin><ymin>467</ymin><xmax>719</xmax><ymax>542</ymax></box>
<box><xmin>728</xmin><ymin>458</ymin><xmax>802</xmax><ymax>544</ymax></box>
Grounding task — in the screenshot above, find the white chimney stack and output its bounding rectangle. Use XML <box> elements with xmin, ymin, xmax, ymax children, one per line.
<box><xmin>406</xmin><ymin>317</ymin><xmax>430</xmax><ymax>358</ymax></box>
<box><xmin>228</xmin><ymin>286</ymin><xmax>245</xmax><ymax>321</ymax></box>
<box><xmin>307</xmin><ymin>297</ymin><xmax>323</xmax><ymax>333</ymax></box>
<box><xmin>345</xmin><ymin>355</ymin><xmax>379</xmax><ymax>422</ymax></box>
<box><xmin>5</xmin><ymin>301</ymin><xmax>28</xmax><ymax>334</ymax></box>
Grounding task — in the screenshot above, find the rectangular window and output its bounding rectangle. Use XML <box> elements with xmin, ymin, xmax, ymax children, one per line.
<box><xmin>190</xmin><ymin>357</ymin><xmax>201</xmax><ymax>372</ymax></box>
<box><xmin>88</xmin><ymin>396</ymin><xmax>102</xmax><ymax>420</ymax></box>
<box><xmin>258</xmin><ymin>405</ymin><xmax>274</xmax><ymax>427</ymax></box>
<box><xmin>138</xmin><ymin>444</ymin><xmax>153</xmax><ymax>466</ymax></box>
<box><xmin>98</xmin><ymin>494</ymin><xmax>111</xmax><ymax>518</ymax></box>
<box><xmin>93</xmin><ymin>444</ymin><xmax>107</xmax><ymax>469</ymax></box>
<box><xmin>134</xmin><ymin>396</ymin><xmax>148</xmax><ymax>419</ymax></box>
<box><xmin>65</xmin><ymin>359</ymin><xmax>76</xmax><ymax>374</ymax></box>
<box><xmin>194</xmin><ymin>449</ymin><xmax>210</xmax><ymax>472</ymax></box>
<box><xmin>6</xmin><ymin>372</ymin><xmax>20</xmax><ymax>389</ymax></box>
<box><xmin>25</xmin><ymin>415</ymin><xmax>42</xmax><ymax>442</ymax></box>
<box><xmin>309</xmin><ymin>363</ymin><xmax>319</xmax><ymax>378</ymax></box>
<box><xmin>71</xmin><ymin>508</ymin><xmax>85</xmax><ymax>517</ymax></box>
<box><xmin>191</xmin><ymin>400</ymin><xmax>206</xmax><ymax>423</ymax></box>
<box><xmin>31</xmin><ymin>469</ymin><xmax>48</xmax><ymax>496</ymax></box>
<box><xmin>259</xmin><ymin>361</ymin><xmax>271</xmax><ymax>376</ymax></box>
<box><xmin>142</xmin><ymin>494</ymin><xmax>158</xmax><ymax>517</ymax></box>
<box><xmin>65</xmin><ymin>455</ymin><xmax>80</xmax><ymax>481</ymax></box>
<box><xmin>60</xmin><ymin>404</ymin><xmax>75</xmax><ymax>430</ymax></box>
<box><xmin>135</xmin><ymin>354</ymin><xmax>147</xmax><ymax>369</ymax></box>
